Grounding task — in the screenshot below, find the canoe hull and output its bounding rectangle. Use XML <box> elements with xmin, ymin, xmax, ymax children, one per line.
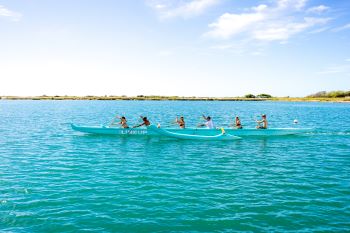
<box><xmin>71</xmin><ymin>124</ymin><xmax>150</xmax><ymax>135</ymax></box>
<box><xmin>71</xmin><ymin>124</ymin><xmax>312</xmax><ymax>136</ymax></box>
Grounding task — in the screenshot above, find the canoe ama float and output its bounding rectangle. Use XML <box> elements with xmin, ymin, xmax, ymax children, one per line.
<box><xmin>147</xmin><ymin>125</ymin><xmax>241</xmax><ymax>140</ymax></box>
<box><xmin>71</xmin><ymin>124</ymin><xmax>312</xmax><ymax>137</ymax></box>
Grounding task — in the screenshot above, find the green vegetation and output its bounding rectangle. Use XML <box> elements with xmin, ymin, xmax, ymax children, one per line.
<box><xmin>244</xmin><ymin>94</ymin><xmax>256</xmax><ymax>98</ymax></box>
<box><xmin>256</xmin><ymin>94</ymin><xmax>272</xmax><ymax>98</ymax></box>
<box><xmin>244</xmin><ymin>93</ymin><xmax>273</xmax><ymax>98</ymax></box>
<box><xmin>307</xmin><ymin>90</ymin><xmax>350</xmax><ymax>98</ymax></box>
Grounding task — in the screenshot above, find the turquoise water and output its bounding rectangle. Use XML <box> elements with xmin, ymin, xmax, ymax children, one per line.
<box><xmin>1</xmin><ymin>100</ymin><xmax>350</xmax><ymax>232</ymax></box>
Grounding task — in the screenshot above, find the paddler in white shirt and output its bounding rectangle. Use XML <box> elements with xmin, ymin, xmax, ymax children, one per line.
<box><xmin>198</xmin><ymin>115</ymin><xmax>215</xmax><ymax>129</ymax></box>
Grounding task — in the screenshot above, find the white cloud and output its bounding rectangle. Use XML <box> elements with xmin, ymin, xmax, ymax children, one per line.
<box><xmin>333</xmin><ymin>23</ymin><xmax>350</xmax><ymax>32</ymax></box>
<box><xmin>277</xmin><ymin>0</ymin><xmax>307</xmax><ymax>10</ymax></box>
<box><xmin>253</xmin><ymin>17</ymin><xmax>330</xmax><ymax>41</ymax></box>
<box><xmin>318</xmin><ymin>63</ymin><xmax>350</xmax><ymax>75</ymax></box>
<box><xmin>205</xmin><ymin>0</ymin><xmax>331</xmax><ymax>42</ymax></box>
<box><xmin>307</xmin><ymin>5</ymin><xmax>329</xmax><ymax>14</ymax></box>
<box><xmin>0</xmin><ymin>5</ymin><xmax>21</xmax><ymax>21</ymax></box>
<box><xmin>206</xmin><ymin>11</ymin><xmax>265</xmax><ymax>39</ymax></box>
<box><xmin>309</xmin><ymin>26</ymin><xmax>329</xmax><ymax>34</ymax></box>
<box><xmin>148</xmin><ymin>0</ymin><xmax>220</xmax><ymax>18</ymax></box>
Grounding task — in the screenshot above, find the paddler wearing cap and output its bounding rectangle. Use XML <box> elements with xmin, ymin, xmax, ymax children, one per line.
<box><xmin>256</xmin><ymin>114</ymin><xmax>268</xmax><ymax>129</ymax></box>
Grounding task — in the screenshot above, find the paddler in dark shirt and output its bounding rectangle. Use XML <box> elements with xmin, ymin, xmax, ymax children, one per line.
<box><xmin>133</xmin><ymin>116</ymin><xmax>150</xmax><ymax>128</ymax></box>
<box><xmin>235</xmin><ymin>116</ymin><xmax>242</xmax><ymax>129</ymax></box>
<box><xmin>176</xmin><ymin>116</ymin><xmax>185</xmax><ymax>129</ymax></box>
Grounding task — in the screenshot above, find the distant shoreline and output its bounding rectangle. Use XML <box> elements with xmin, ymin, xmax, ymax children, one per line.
<box><xmin>1</xmin><ymin>96</ymin><xmax>349</xmax><ymax>102</ymax></box>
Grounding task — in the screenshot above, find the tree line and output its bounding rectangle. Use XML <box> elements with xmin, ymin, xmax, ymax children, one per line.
<box><xmin>243</xmin><ymin>94</ymin><xmax>272</xmax><ymax>98</ymax></box>
<box><xmin>307</xmin><ymin>90</ymin><xmax>350</xmax><ymax>98</ymax></box>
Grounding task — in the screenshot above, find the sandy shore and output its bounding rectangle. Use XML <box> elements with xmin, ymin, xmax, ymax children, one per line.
<box><xmin>1</xmin><ymin>96</ymin><xmax>349</xmax><ymax>102</ymax></box>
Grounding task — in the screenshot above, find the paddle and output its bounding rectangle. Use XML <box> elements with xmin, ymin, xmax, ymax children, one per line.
<box><xmin>169</xmin><ymin>122</ymin><xmax>178</xmax><ymax>126</ymax></box>
<box><xmin>108</xmin><ymin>115</ymin><xmax>116</xmax><ymax>126</ymax></box>
<box><xmin>196</xmin><ymin>114</ymin><xmax>207</xmax><ymax>128</ymax></box>
<box><xmin>109</xmin><ymin>114</ymin><xmax>120</xmax><ymax>126</ymax></box>
<box><xmin>253</xmin><ymin>114</ymin><xmax>260</xmax><ymax>124</ymax></box>
<box><xmin>172</xmin><ymin>116</ymin><xmax>179</xmax><ymax>125</ymax></box>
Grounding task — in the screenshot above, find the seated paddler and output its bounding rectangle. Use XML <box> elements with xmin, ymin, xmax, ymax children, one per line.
<box><xmin>256</xmin><ymin>114</ymin><xmax>268</xmax><ymax>129</ymax></box>
<box><xmin>133</xmin><ymin>116</ymin><xmax>151</xmax><ymax>128</ymax></box>
<box><xmin>110</xmin><ymin>115</ymin><xmax>129</xmax><ymax>128</ymax></box>
<box><xmin>198</xmin><ymin>115</ymin><xmax>215</xmax><ymax>129</ymax></box>
<box><xmin>176</xmin><ymin>116</ymin><xmax>185</xmax><ymax>129</ymax></box>
<box><xmin>234</xmin><ymin>116</ymin><xmax>242</xmax><ymax>129</ymax></box>
<box><xmin>118</xmin><ymin>116</ymin><xmax>129</xmax><ymax>128</ymax></box>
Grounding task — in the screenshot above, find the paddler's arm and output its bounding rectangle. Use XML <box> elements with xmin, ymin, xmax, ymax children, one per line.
<box><xmin>133</xmin><ymin>122</ymin><xmax>145</xmax><ymax>128</ymax></box>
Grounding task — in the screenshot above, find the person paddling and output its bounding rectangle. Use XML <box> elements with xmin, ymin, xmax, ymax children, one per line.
<box><xmin>256</xmin><ymin>114</ymin><xmax>268</xmax><ymax>129</ymax></box>
<box><xmin>110</xmin><ymin>115</ymin><xmax>129</xmax><ymax>128</ymax></box>
<box><xmin>119</xmin><ymin>116</ymin><xmax>129</xmax><ymax>128</ymax></box>
<box><xmin>235</xmin><ymin>116</ymin><xmax>242</xmax><ymax>129</ymax></box>
<box><xmin>133</xmin><ymin>116</ymin><xmax>150</xmax><ymax>128</ymax></box>
<box><xmin>198</xmin><ymin>115</ymin><xmax>214</xmax><ymax>129</ymax></box>
<box><xmin>176</xmin><ymin>116</ymin><xmax>185</xmax><ymax>129</ymax></box>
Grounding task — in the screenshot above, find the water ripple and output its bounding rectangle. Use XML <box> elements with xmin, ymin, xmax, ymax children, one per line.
<box><xmin>1</xmin><ymin>100</ymin><xmax>350</xmax><ymax>232</ymax></box>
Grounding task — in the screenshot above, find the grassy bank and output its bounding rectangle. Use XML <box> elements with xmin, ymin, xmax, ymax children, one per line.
<box><xmin>0</xmin><ymin>95</ymin><xmax>264</xmax><ymax>101</ymax></box>
<box><xmin>271</xmin><ymin>97</ymin><xmax>350</xmax><ymax>102</ymax></box>
<box><xmin>1</xmin><ymin>95</ymin><xmax>349</xmax><ymax>102</ymax></box>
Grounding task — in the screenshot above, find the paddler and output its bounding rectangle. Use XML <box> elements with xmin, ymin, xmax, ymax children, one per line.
<box><xmin>176</xmin><ymin>116</ymin><xmax>185</xmax><ymax>129</ymax></box>
<box><xmin>110</xmin><ymin>115</ymin><xmax>129</xmax><ymax>128</ymax></box>
<box><xmin>119</xmin><ymin>116</ymin><xmax>129</xmax><ymax>128</ymax></box>
<box><xmin>256</xmin><ymin>114</ymin><xmax>268</xmax><ymax>129</ymax></box>
<box><xmin>133</xmin><ymin>116</ymin><xmax>150</xmax><ymax>128</ymax></box>
<box><xmin>198</xmin><ymin>115</ymin><xmax>215</xmax><ymax>129</ymax></box>
<box><xmin>235</xmin><ymin>116</ymin><xmax>242</xmax><ymax>129</ymax></box>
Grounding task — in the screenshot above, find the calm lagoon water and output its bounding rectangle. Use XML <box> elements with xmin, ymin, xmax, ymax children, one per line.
<box><xmin>0</xmin><ymin>100</ymin><xmax>350</xmax><ymax>232</ymax></box>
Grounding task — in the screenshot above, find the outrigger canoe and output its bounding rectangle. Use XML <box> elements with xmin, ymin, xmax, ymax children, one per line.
<box><xmin>147</xmin><ymin>125</ymin><xmax>241</xmax><ymax>140</ymax></box>
<box><xmin>71</xmin><ymin>124</ymin><xmax>312</xmax><ymax>137</ymax></box>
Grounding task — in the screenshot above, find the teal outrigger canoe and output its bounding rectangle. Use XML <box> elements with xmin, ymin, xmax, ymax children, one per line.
<box><xmin>147</xmin><ymin>125</ymin><xmax>241</xmax><ymax>140</ymax></box>
<box><xmin>71</xmin><ymin>124</ymin><xmax>312</xmax><ymax>137</ymax></box>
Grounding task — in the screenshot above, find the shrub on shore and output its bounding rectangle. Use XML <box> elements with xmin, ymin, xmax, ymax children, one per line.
<box><xmin>307</xmin><ymin>90</ymin><xmax>350</xmax><ymax>98</ymax></box>
<box><xmin>244</xmin><ymin>94</ymin><xmax>256</xmax><ymax>98</ymax></box>
<box><xmin>256</xmin><ymin>94</ymin><xmax>272</xmax><ymax>98</ymax></box>
<box><xmin>243</xmin><ymin>94</ymin><xmax>273</xmax><ymax>98</ymax></box>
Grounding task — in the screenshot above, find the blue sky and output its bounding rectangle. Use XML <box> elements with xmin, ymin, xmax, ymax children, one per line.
<box><xmin>0</xmin><ymin>0</ymin><xmax>349</xmax><ymax>97</ymax></box>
